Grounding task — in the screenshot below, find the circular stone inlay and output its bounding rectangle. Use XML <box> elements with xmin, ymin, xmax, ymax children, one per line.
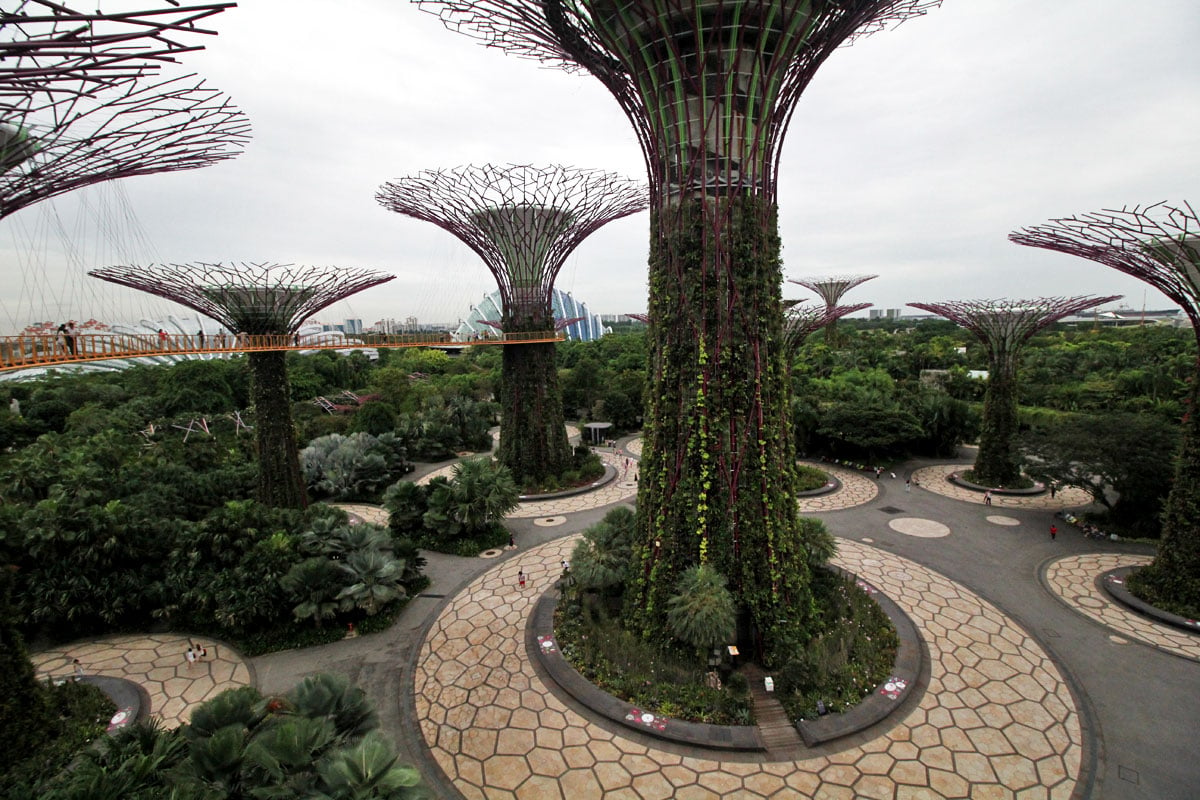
<box><xmin>888</xmin><ymin>517</ymin><xmax>951</xmax><ymax>538</ymax></box>
<box><xmin>533</xmin><ymin>516</ymin><xmax>566</xmax><ymax>527</ymax></box>
<box><xmin>479</xmin><ymin>548</ymin><xmax>503</xmax><ymax>559</ymax></box>
<box><xmin>987</xmin><ymin>515</ymin><xmax>1022</xmax><ymax>526</ymax></box>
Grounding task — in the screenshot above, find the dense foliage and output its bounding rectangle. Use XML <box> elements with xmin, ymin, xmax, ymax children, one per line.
<box><xmin>12</xmin><ymin>673</ymin><xmax>427</xmax><ymax>799</ymax></box>
<box><xmin>557</xmin><ymin>509</ymin><xmax>892</xmax><ymax>725</ymax></box>
<box><xmin>384</xmin><ymin>457</ymin><xmax>519</xmax><ymax>556</ymax></box>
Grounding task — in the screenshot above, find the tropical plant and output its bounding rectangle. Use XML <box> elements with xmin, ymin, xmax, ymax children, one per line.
<box><xmin>336</xmin><ymin>549</ymin><xmax>406</xmax><ymax>615</ymax></box>
<box><xmin>281</xmin><ymin>557</ymin><xmax>345</xmax><ymax>628</ymax></box>
<box><xmin>665</xmin><ymin>564</ymin><xmax>737</xmax><ymax>662</ymax></box>
<box><xmin>570</xmin><ymin>506</ymin><xmax>638</xmax><ymax>592</ymax></box>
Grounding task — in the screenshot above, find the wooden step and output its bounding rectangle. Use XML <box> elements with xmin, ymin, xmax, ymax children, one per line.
<box><xmin>740</xmin><ymin>664</ymin><xmax>803</xmax><ymax>751</ymax></box>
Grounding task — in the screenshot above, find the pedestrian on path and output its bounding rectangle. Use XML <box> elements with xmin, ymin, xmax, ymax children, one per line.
<box><xmin>518</xmin><ymin>569</ymin><xmax>526</xmax><ymax>588</ymax></box>
<box><xmin>1049</xmin><ymin>482</ymin><xmax>1057</xmax><ymax>499</ymax></box>
<box><xmin>905</xmin><ymin>479</ymin><xmax>911</xmax><ymax>492</ymax></box>
<box><xmin>1050</xmin><ymin>524</ymin><xmax>1057</xmax><ymax>540</ymax></box>
<box><xmin>185</xmin><ymin>646</ymin><xmax>196</xmax><ymax>670</ymax></box>
<box><xmin>984</xmin><ymin>490</ymin><xmax>992</xmax><ymax>506</ymax></box>
<box><xmin>73</xmin><ymin>658</ymin><xmax>84</xmax><ymax>680</ymax></box>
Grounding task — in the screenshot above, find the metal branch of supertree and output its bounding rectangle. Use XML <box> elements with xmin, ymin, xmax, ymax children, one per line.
<box><xmin>0</xmin><ymin>73</ymin><xmax>250</xmax><ymax>220</ymax></box>
<box><xmin>789</xmin><ymin>274</ymin><xmax>879</xmax><ymax>307</ymax></box>
<box><xmin>1</xmin><ymin>1</ymin><xmax>234</xmax><ymax>110</ymax></box>
<box><xmin>784</xmin><ymin>301</ymin><xmax>870</xmax><ymax>351</ymax></box>
<box><xmin>1009</xmin><ymin>202</ymin><xmax>1200</xmax><ymax>332</ymax></box>
<box><xmin>417</xmin><ymin>0</ymin><xmax>940</xmax><ymax>200</ymax></box>
<box><xmin>907</xmin><ymin>296</ymin><xmax>1122</xmax><ymax>356</ymax></box>
<box><xmin>377</xmin><ymin>164</ymin><xmax>647</xmax><ymax>319</ymax></box>
<box><xmin>88</xmin><ymin>262</ymin><xmax>396</xmax><ymax>335</ymax></box>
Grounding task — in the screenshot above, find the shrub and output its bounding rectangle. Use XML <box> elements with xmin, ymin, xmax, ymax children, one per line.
<box><xmin>795</xmin><ymin>464</ymin><xmax>829</xmax><ymax>492</ymax></box>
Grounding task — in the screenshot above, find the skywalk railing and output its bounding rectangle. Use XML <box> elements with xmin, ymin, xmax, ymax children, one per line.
<box><xmin>0</xmin><ymin>330</ymin><xmax>566</xmax><ymax>372</ymax></box>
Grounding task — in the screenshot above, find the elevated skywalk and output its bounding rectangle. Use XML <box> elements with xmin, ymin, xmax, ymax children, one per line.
<box><xmin>0</xmin><ymin>330</ymin><xmax>564</xmax><ymax>372</ymax></box>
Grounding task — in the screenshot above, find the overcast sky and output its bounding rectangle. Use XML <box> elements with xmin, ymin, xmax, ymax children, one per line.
<box><xmin>3</xmin><ymin>0</ymin><xmax>1198</xmax><ymax>333</ymax></box>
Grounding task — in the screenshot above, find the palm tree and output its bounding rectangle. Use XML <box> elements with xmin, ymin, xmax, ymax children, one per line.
<box><xmin>448</xmin><ymin>457</ymin><xmax>518</xmax><ymax>535</ymax></box>
<box><xmin>666</xmin><ymin>564</ymin><xmax>737</xmax><ymax>665</ymax></box>
<box><xmin>281</xmin><ymin>558</ymin><xmax>343</xmax><ymax>628</ymax></box>
<box><xmin>336</xmin><ymin>549</ymin><xmax>406</xmax><ymax>615</ymax></box>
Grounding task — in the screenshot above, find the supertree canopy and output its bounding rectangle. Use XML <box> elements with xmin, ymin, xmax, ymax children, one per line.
<box><xmin>89</xmin><ymin>262</ymin><xmax>396</xmax><ymax>509</ymax></box>
<box><xmin>908</xmin><ymin>296</ymin><xmax>1119</xmax><ymax>487</ymax></box>
<box><xmin>419</xmin><ymin>0</ymin><xmax>940</xmax><ymax>659</ymax></box>
<box><xmin>0</xmin><ymin>72</ymin><xmax>249</xmax><ymax>219</ymax></box>
<box><xmin>790</xmin><ymin>274</ymin><xmax>877</xmax><ymax>343</ymax></box>
<box><xmin>1011</xmin><ymin>202</ymin><xmax>1200</xmax><ymax>612</ymax></box>
<box><xmin>784</xmin><ymin>300</ymin><xmax>871</xmax><ymax>357</ymax></box>
<box><xmin>1</xmin><ymin>1</ymin><xmax>234</xmax><ymax>110</ymax></box>
<box><xmin>378</xmin><ymin>163</ymin><xmax>647</xmax><ymax>485</ymax></box>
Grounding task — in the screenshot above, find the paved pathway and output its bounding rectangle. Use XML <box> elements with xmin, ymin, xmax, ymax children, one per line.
<box><xmin>911</xmin><ymin>464</ymin><xmax>1093</xmax><ymax>510</ymax></box>
<box><xmin>415</xmin><ymin>536</ymin><xmax>1081</xmax><ymax>799</ymax></box>
<box><xmin>1044</xmin><ymin>553</ymin><xmax>1200</xmax><ymax>661</ymax></box>
<box><xmin>30</xmin><ymin>448</ymin><xmax>1200</xmax><ymax>797</ymax></box>
<box><xmin>32</xmin><ymin>633</ymin><xmax>253</xmax><ymax>727</ymax></box>
<box><xmin>797</xmin><ymin>461</ymin><xmax>880</xmax><ymax>513</ymax></box>
<box><xmin>415</xmin><ymin>450</ymin><xmax>638</xmax><ymax>518</ymax></box>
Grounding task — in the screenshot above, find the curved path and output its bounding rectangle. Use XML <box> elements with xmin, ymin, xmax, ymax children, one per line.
<box><xmin>417</xmin><ymin>450</ymin><xmax>638</xmax><ymax>518</ymax></box>
<box><xmin>1044</xmin><ymin>553</ymin><xmax>1200</xmax><ymax>661</ymax></box>
<box><xmin>911</xmin><ymin>464</ymin><xmax>1092</xmax><ymax>510</ymax></box>
<box><xmin>32</xmin><ymin>633</ymin><xmax>253</xmax><ymax>728</ymax></box>
<box><xmin>414</xmin><ymin>536</ymin><xmax>1081</xmax><ymax>799</ymax></box>
<box><xmin>797</xmin><ymin>462</ymin><xmax>880</xmax><ymax>513</ymax></box>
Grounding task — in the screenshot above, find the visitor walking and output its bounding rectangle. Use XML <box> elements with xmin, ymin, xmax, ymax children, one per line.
<box><xmin>518</xmin><ymin>569</ymin><xmax>526</xmax><ymax>589</ymax></box>
<box><xmin>1050</xmin><ymin>524</ymin><xmax>1057</xmax><ymax>541</ymax></box>
<box><xmin>984</xmin><ymin>490</ymin><xmax>992</xmax><ymax>506</ymax></box>
<box><xmin>197</xmin><ymin>328</ymin><xmax>205</xmax><ymax>348</ymax></box>
<box><xmin>185</xmin><ymin>646</ymin><xmax>196</xmax><ymax>670</ymax></box>
<box><xmin>905</xmin><ymin>479</ymin><xmax>911</xmax><ymax>492</ymax></box>
<box><xmin>157</xmin><ymin>328</ymin><xmax>169</xmax><ymax>349</ymax></box>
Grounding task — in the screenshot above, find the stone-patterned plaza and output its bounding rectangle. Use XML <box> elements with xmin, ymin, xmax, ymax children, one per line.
<box><xmin>414</xmin><ymin>536</ymin><xmax>1082</xmax><ymax>799</ymax></box>
<box><xmin>1044</xmin><ymin>553</ymin><xmax>1200</xmax><ymax>661</ymax></box>
<box><xmin>797</xmin><ymin>462</ymin><xmax>880</xmax><ymax>513</ymax></box>
<box><xmin>32</xmin><ymin>633</ymin><xmax>253</xmax><ymax>728</ymax></box>
<box><xmin>417</xmin><ymin>450</ymin><xmax>639</xmax><ymax>518</ymax></box>
<box><xmin>911</xmin><ymin>464</ymin><xmax>1092</xmax><ymax>510</ymax></box>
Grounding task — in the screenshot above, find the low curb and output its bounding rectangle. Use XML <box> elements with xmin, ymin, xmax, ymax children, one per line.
<box><xmin>528</xmin><ymin>567</ymin><xmax>924</xmax><ymax>755</ymax></box>
<box><xmin>1099</xmin><ymin>566</ymin><xmax>1200</xmax><ymax>635</ymax></box>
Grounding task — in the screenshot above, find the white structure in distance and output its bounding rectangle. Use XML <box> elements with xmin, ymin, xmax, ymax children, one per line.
<box><xmin>454</xmin><ymin>288</ymin><xmax>608</xmax><ymax>342</ymax></box>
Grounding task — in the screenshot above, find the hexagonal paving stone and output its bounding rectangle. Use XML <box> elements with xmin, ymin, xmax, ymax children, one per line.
<box><xmin>412</xmin><ymin>537</ymin><xmax>1082</xmax><ymax>798</ymax></box>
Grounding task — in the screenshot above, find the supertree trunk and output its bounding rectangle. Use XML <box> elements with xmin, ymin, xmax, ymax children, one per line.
<box><xmin>974</xmin><ymin>359</ymin><xmax>1021</xmax><ymax>486</ymax></box>
<box><xmin>1011</xmin><ymin>203</ymin><xmax>1200</xmax><ymax>609</ymax></box>
<box><xmin>1134</xmin><ymin>365</ymin><xmax>1200</xmax><ymax>609</ymax></box>
<box><xmin>630</xmin><ymin>195</ymin><xmax>814</xmax><ymax>663</ymax></box>
<box><xmin>248</xmin><ymin>350</ymin><xmax>307</xmax><ymax>509</ymax></box>
<box><xmin>497</xmin><ymin>315</ymin><xmax>573</xmax><ymax>484</ymax></box>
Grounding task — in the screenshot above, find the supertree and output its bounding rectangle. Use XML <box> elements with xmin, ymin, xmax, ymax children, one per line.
<box><xmin>377</xmin><ymin>164</ymin><xmax>646</xmax><ymax>485</ymax></box>
<box><xmin>1</xmin><ymin>72</ymin><xmax>249</xmax><ymax>219</ymax></box>
<box><xmin>418</xmin><ymin>0</ymin><xmax>940</xmax><ymax>656</ymax></box>
<box><xmin>1</xmin><ymin>1</ymin><xmax>234</xmax><ymax>111</ymax></box>
<box><xmin>1010</xmin><ymin>202</ymin><xmax>1200</xmax><ymax>611</ymax></box>
<box><xmin>783</xmin><ymin>300</ymin><xmax>872</xmax><ymax>357</ymax></box>
<box><xmin>907</xmin><ymin>296</ymin><xmax>1119</xmax><ymax>487</ymax></box>
<box><xmin>789</xmin><ymin>274</ymin><xmax>878</xmax><ymax>344</ymax></box>
<box><xmin>88</xmin><ymin>262</ymin><xmax>395</xmax><ymax>509</ymax></box>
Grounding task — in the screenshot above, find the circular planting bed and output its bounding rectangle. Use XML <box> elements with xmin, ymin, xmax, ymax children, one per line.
<box><xmin>1100</xmin><ymin>566</ymin><xmax>1200</xmax><ymax>634</ymax></box>
<box><xmin>949</xmin><ymin>470</ymin><xmax>1046</xmax><ymax>496</ymax></box>
<box><xmin>528</xmin><ymin>572</ymin><xmax>924</xmax><ymax>754</ymax></box>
